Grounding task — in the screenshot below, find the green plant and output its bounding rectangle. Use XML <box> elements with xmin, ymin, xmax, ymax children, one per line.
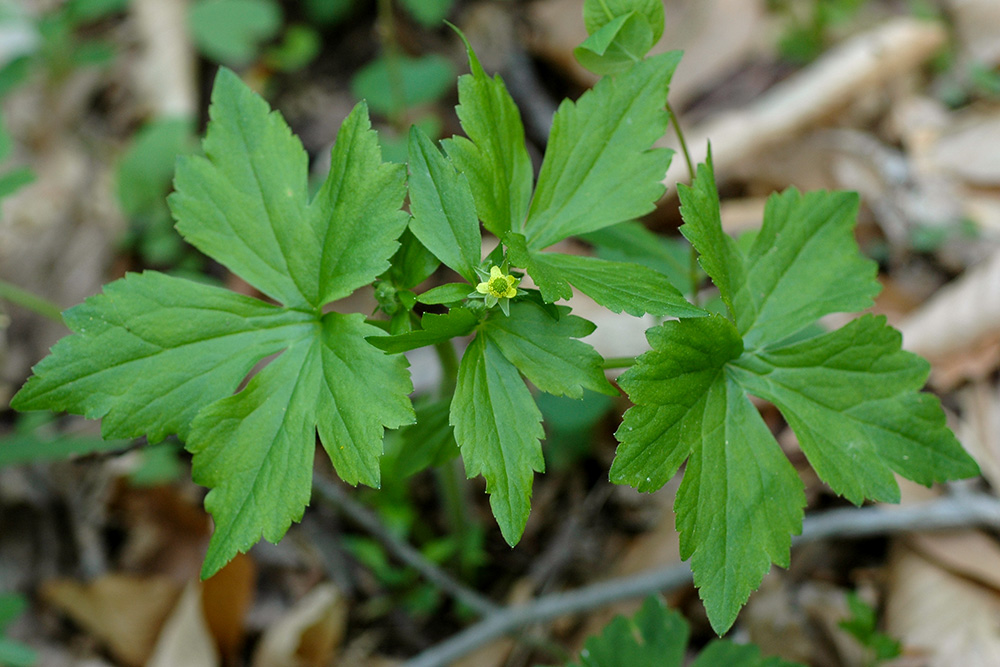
<box><xmin>839</xmin><ymin>591</ymin><xmax>902</xmax><ymax>665</ymax></box>
<box><xmin>0</xmin><ymin>593</ymin><xmax>36</xmax><ymax>667</ymax></box>
<box><xmin>565</xmin><ymin>596</ymin><xmax>802</xmax><ymax>667</ymax></box>
<box><xmin>8</xmin><ymin>0</ymin><xmax>978</xmax><ymax>637</ymax></box>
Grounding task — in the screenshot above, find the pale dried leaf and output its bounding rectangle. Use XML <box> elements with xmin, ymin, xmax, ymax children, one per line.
<box><xmin>41</xmin><ymin>575</ymin><xmax>181</xmax><ymax>667</ymax></box>
<box><xmin>661</xmin><ymin>18</ymin><xmax>947</xmax><ymax>190</ymax></box>
<box><xmin>886</xmin><ymin>543</ymin><xmax>1000</xmax><ymax>666</ymax></box>
<box><xmin>252</xmin><ymin>583</ymin><xmax>347</xmax><ymax>667</ymax></box>
<box><xmin>929</xmin><ymin>112</ymin><xmax>1000</xmax><ymax>186</ymax></box>
<box><xmin>147</xmin><ymin>581</ymin><xmax>219</xmax><ymax>667</ymax></box>
<box><xmin>898</xmin><ymin>247</ymin><xmax>1000</xmax><ymax>363</ymax></box>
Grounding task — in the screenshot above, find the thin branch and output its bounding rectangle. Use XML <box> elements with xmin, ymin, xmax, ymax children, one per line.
<box><xmin>311</xmin><ymin>474</ymin><xmax>500</xmax><ymax>617</ymax></box>
<box><xmin>404</xmin><ymin>492</ymin><xmax>1000</xmax><ymax>667</ymax></box>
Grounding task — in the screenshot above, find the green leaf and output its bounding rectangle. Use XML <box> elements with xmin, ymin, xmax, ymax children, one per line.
<box><xmin>566</xmin><ymin>596</ymin><xmax>803</xmax><ymax>667</ymax></box>
<box><xmin>731</xmin><ymin>315</ymin><xmax>979</xmax><ymax>504</ymax></box>
<box><xmin>0</xmin><ymin>594</ymin><xmax>27</xmax><ymax>629</ymax></box>
<box><xmin>678</xmin><ymin>153</ymin><xmax>745</xmax><ymax>318</ymax></box>
<box><xmin>265</xmin><ymin>24</ymin><xmax>321</xmax><ymax>72</ymax></box>
<box><xmin>398</xmin><ymin>0</ymin><xmax>453</xmax><ymax>26</ymax></box>
<box><xmin>484</xmin><ymin>301</ymin><xmax>615</xmax><ymax>398</ymax></box>
<box><xmin>351</xmin><ymin>54</ymin><xmax>455</xmax><ymax>117</ymax></box>
<box><xmin>569</xmin><ymin>597</ymin><xmax>687</xmax><ymax>667</ymax></box>
<box><xmin>583</xmin><ymin>0</ymin><xmax>665</xmax><ymax>45</ymax></box>
<box><xmin>735</xmin><ymin>188</ymin><xmax>879</xmax><ymax>347</ymax></box>
<box><xmin>407</xmin><ymin>126</ymin><xmax>481</xmax><ymax>283</ymax></box>
<box><xmin>11</xmin><ymin>272</ymin><xmax>314</xmax><ymax>442</ymax></box>
<box><xmin>367</xmin><ymin>308</ymin><xmax>478</xmax><ymax>354</ymax></box>
<box><xmin>575</xmin><ymin>12</ymin><xmax>654</xmax><ymax>76</ymax></box>
<box><xmin>0</xmin><ymin>430</ymin><xmax>129</xmax><ymax>466</ymax></box>
<box><xmin>65</xmin><ymin>0</ymin><xmax>128</xmax><ymax>22</ymax></box>
<box><xmin>581</xmin><ymin>221</ymin><xmax>693</xmax><ymax>294</ymax></box>
<box><xmin>117</xmin><ymin>117</ymin><xmax>195</xmax><ymax>217</ymax></box>
<box><xmin>188</xmin><ymin>0</ymin><xmax>282</xmax><ymax>65</ymax></box>
<box><xmin>0</xmin><ymin>637</ymin><xmax>36</xmax><ymax>667</ymax></box>
<box><xmin>617</xmin><ymin>159</ymin><xmax>979</xmax><ymax>633</ymax></box>
<box><xmin>386</xmin><ymin>398</ymin><xmax>459</xmax><ymax>478</ymax></box>
<box><xmin>524</xmin><ymin>52</ymin><xmax>680</xmax><ymax>250</ymax></box>
<box><xmin>387</xmin><ymin>229</ymin><xmax>440</xmax><ymax>290</ymax></box>
<box><xmin>416</xmin><ymin>283</ymin><xmax>473</xmax><ymax>305</ymax></box>
<box><xmin>451</xmin><ymin>334</ymin><xmax>544</xmax><ymax>545</ymax></box>
<box><xmin>191</xmin><ymin>313</ymin><xmax>412</xmax><ymax>576</ymax></box>
<box><xmin>14</xmin><ymin>68</ymin><xmax>415</xmax><ymax>579</ymax></box>
<box><xmin>613</xmin><ymin>316</ymin><xmax>805</xmax><ymax>633</ymax></box>
<box><xmin>442</xmin><ymin>35</ymin><xmax>532</xmax><ymax>238</ymax></box>
<box><xmin>691</xmin><ymin>641</ymin><xmax>803</xmax><ymax>667</ymax></box>
<box><xmin>531</xmin><ymin>251</ymin><xmax>703</xmax><ymax>318</ymax></box>
<box><xmin>170</xmin><ymin>69</ymin><xmax>407</xmax><ymax>308</ymax></box>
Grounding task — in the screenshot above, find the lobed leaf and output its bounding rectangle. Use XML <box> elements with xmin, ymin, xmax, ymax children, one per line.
<box><xmin>451</xmin><ymin>334</ymin><xmax>545</xmax><ymax>545</ymax></box>
<box><xmin>191</xmin><ymin>313</ymin><xmax>413</xmax><ymax>577</ymax></box>
<box><xmin>524</xmin><ymin>51</ymin><xmax>680</xmax><ymax>250</ymax></box>
<box><xmin>734</xmin><ymin>188</ymin><xmax>880</xmax><ymax>347</ymax></box>
<box><xmin>484</xmin><ymin>301</ymin><xmax>616</xmax><ymax>398</ymax></box>
<box><xmin>407</xmin><ymin>125</ymin><xmax>481</xmax><ymax>283</ymax></box>
<box><xmin>367</xmin><ymin>308</ymin><xmax>479</xmax><ymax>354</ymax></box>
<box><xmin>10</xmin><ymin>271</ymin><xmax>314</xmax><ymax>442</ymax></box>
<box><xmin>731</xmin><ymin>315</ymin><xmax>979</xmax><ymax>504</ymax></box>
<box><xmin>442</xmin><ymin>37</ymin><xmax>532</xmax><ymax>238</ymax></box>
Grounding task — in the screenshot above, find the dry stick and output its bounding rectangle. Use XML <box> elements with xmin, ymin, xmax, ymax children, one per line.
<box><xmin>404</xmin><ymin>492</ymin><xmax>1000</xmax><ymax>667</ymax></box>
<box><xmin>311</xmin><ymin>475</ymin><xmax>500</xmax><ymax>617</ymax></box>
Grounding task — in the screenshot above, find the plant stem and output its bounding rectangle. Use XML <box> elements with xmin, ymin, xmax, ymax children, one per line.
<box><xmin>0</xmin><ymin>279</ymin><xmax>63</xmax><ymax>323</ymax></box>
<box><xmin>405</xmin><ymin>492</ymin><xmax>1000</xmax><ymax>667</ymax></box>
<box><xmin>433</xmin><ymin>339</ymin><xmax>459</xmax><ymax>397</ymax></box>
<box><xmin>665</xmin><ymin>102</ymin><xmax>701</xmax><ymax>305</ymax></box>
<box><xmin>376</xmin><ymin>0</ymin><xmax>409</xmax><ymax>132</ymax></box>
<box><xmin>601</xmin><ymin>356</ymin><xmax>636</xmax><ymax>369</ymax></box>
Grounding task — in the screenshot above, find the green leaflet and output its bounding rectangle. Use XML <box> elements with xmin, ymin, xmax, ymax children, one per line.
<box><xmin>524</xmin><ymin>51</ymin><xmax>680</xmax><ymax>250</ymax></box>
<box><xmin>408</xmin><ymin>125</ymin><xmax>481</xmax><ymax>283</ymax></box>
<box><xmin>13</xmin><ymin>68</ymin><xmax>415</xmax><ymax>578</ymax></box>
<box><xmin>575</xmin><ymin>12</ymin><xmax>654</xmax><ymax>76</ymax></box>
<box><xmin>484</xmin><ymin>301</ymin><xmax>616</xmax><ymax>398</ymax></box>
<box><xmin>678</xmin><ymin>153</ymin><xmax>745</xmax><ymax>319</ymax></box>
<box><xmin>582</xmin><ymin>221</ymin><xmax>694</xmax><ymax>293</ymax></box>
<box><xmin>170</xmin><ymin>68</ymin><xmax>407</xmax><ymax>308</ymax></box>
<box><xmin>11</xmin><ymin>272</ymin><xmax>314</xmax><ymax>442</ymax></box>
<box><xmin>192</xmin><ymin>313</ymin><xmax>412</xmax><ymax>577</ymax></box>
<box><xmin>451</xmin><ymin>334</ymin><xmax>545</xmax><ymax>545</ymax></box>
<box><xmin>582</xmin><ymin>0</ymin><xmax>665</xmax><ymax>45</ymax></box>
<box><xmin>731</xmin><ymin>315</ymin><xmax>979</xmax><ymax>504</ymax></box>
<box><xmin>507</xmin><ymin>234</ymin><xmax>703</xmax><ymax>318</ymax></box>
<box><xmin>615</xmin><ymin>158</ymin><xmax>980</xmax><ymax>633</ymax></box>
<box><xmin>567</xmin><ymin>596</ymin><xmax>803</xmax><ymax>667</ymax></box>
<box><xmin>613</xmin><ymin>316</ymin><xmax>805</xmax><ymax>633</ymax></box>
<box><xmin>368</xmin><ymin>308</ymin><xmax>479</xmax><ymax>354</ymax></box>
<box><xmin>442</xmin><ymin>36</ymin><xmax>532</xmax><ymax>238</ymax></box>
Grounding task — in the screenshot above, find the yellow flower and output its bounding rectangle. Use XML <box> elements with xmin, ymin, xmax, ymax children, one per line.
<box><xmin>476</xmin><ymin>266</ymin><xmax>518</xmax><ymax>300</ymax></box>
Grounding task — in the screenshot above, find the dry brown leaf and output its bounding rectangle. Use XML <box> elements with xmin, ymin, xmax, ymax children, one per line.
<box><xmin>905</xmin><ymin>531</ymin><xmax>1000</xmax><ymax>592</ymax></box>
<box><xmin>251</xmin><ymin>582</ymin><xmax>348</xmax><ymax>667</ymax></box>
<box><xmin>40</xmin><ymin>574</ymin><xmax>182</xmax><ymax>667</ymax></box>
<box><xmin>201</xmin><ymin>552</ymin><xmax>256</xmax><ymax>662</ymax></box>
<box><xmin>958</xmin><ymin>381</ymin><xmax>1000</xmax><ymax>490</ymax></box>
<box><xmin>946</xmin><ymin>0</ymin><xmax>1000</xmax><ymax>67</ymax></box>
<box><xmin>886</xmin><ymin>542</ymin><xmax>1000</xmax><ymax>666</ymax></box>
<box><xmin>660</xmin><ymin>18</ymin><xmax>947</xmax><ymax>191</ymax></box>
<box><xmin>929</xmin><ymin>112</ymin><xmax>1000</xmax><ymax>186</ymax></box>
<box><xmin>147</xmin><ymin>580</ymin><xmax>219</xmax><ymax>667</ymax></box>
<box><xmin>898</xmin><ymin>247</ymin><xmax>1000</xmax><ymax>364</ymax></box>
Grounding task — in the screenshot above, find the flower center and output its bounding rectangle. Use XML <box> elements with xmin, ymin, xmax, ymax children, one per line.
<box><xmin>488</xmin><ymin>277</ymin><xmax>509</xmax><ymax>297</ymax></box>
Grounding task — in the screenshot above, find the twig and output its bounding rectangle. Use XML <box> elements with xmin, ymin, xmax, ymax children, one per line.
<box><xmin>311</xmin><ymin>474</ymin><xmax>499</xmax><ymax>617</ymax></box>
<box><xmin>404</xmin><ymin>492</ymin><xmax>1000</xmax><ymax>667</ymax></box>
